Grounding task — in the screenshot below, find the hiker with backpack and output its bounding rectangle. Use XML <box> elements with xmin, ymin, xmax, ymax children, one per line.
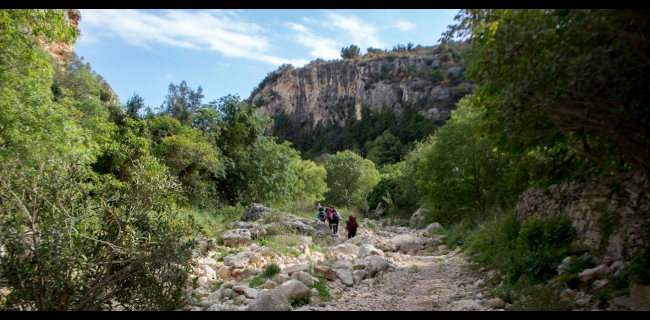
<box><xmin>346</xmin><ymin>215</ymin><xmax>358</xmax><ymax>239</ymax></box>
<box><xmin>317</xmin><ymin>208</ymin><xmax>327</xmax><ymax>223</ymax></box>
<box><xmin>328</xmin><ymin>207</ymin><xmax>341</xmax><ymax>234</ymax></box>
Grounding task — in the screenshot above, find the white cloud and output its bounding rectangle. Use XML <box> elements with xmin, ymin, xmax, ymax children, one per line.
<box><xmin>285</xmin><ymin>22</ymin><xmax>341</xmax><ymax>60</ymax></box>
<box><xmin>160</xmin><ymin>73</ymin><xmax>173</xmax><ymax>80</ymax></box>
<box><xmin>325</xmin><ymin>12</ymin><xmax>383</xmax><ymax>49</ymax></box>
<box><xmin>79</xmin><ymin>9</ymin><xmax>300</xmax><ymax>66</ymax></box>
<box><xmin>396</xmin><ymin>21</ymin><xmax>414</xmax><ymax>31</ymax></box>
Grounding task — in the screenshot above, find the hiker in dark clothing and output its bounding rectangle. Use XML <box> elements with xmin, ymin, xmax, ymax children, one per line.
<box><xmin>329</xmin><ymin>208</ymin><xmax>341</xmax><ymax>234</ymax></box>
<box><xmin>346</xmin><ymin>215</ymin><xmax>358</xmax><ymax>239</ymax></box>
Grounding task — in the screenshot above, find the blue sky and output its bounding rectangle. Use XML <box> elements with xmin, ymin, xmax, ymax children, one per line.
<box><xmin>75</xmin><ymin>9</ymin><xmax>460</xmax><ymax>109</ymax></box>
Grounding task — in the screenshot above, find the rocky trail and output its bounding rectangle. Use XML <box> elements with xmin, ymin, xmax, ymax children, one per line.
<box><xmin>181</xmin><ymin>205</ymin><xmax>506</xmax><ymax>311</ymax></box>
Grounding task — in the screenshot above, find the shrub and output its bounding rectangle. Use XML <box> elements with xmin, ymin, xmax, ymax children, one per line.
<box><xmin>0</xmin><ymin>158</ymin><xmax>200</xmax><ymax>311</ymax></box>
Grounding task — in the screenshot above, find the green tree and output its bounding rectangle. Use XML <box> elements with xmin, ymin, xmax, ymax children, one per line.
<box><xmin>125</xmin><ymin>93</ymin><xmax>145</xmax><ymax>120</ymax></box>
<box><xmin>340</xmin><ymin>45</ymin><xmax>361</xmax><ymax>60</ymax></box>
<box><xmin>154</xmin><ymin>131</ymin><xmax>225</xmax><ymax>204</ymax></box>
<box><xmin>296</xmin><ymin>159</ymin><xmax>328</xmax><ymax>204</ymax></box>
<box><xmin>416</xmin><ymin>98</ymin><xmax>528</xmax><ymax>224</ymax></box>
<box><xmin>444</xmin><ymin>9</ymin><xmax>650</xmax><ymax>193</ymax></box>
<box><xmin>324</xmin><ymin>150</ymin><xmax>380</xmax><ymax>208</ymax></box>
<box><xmin>364</xmin><ymin>130</ymin><xmax>403</xmax><ymax>166</ymax></box>
<box><xmin>161</xmin><ymin>80</ymin><xmax>204</xmax><ymax>126</ymax></box>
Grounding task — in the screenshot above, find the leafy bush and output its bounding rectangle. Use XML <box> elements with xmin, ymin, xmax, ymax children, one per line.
<box><xmin>0</xmin><ymin>158</ymin><xmax>200</xmax><ymax>311</ymax></box>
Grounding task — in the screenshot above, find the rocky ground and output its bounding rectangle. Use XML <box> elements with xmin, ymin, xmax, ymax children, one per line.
<box><xmin>178</xmin><ymin>204</ymin><xmax>649</xmax><ymax>312</ymax></box>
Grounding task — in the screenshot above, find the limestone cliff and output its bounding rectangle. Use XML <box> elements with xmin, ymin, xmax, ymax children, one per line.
<box><xmin>249</xmin><ymin>53</ymin><xmax>472</xmax><ymax>133</ymax></box>
<box><xmin>41</xmin><ymin>9</ymin><xmax>81</xmax><ymax>65</ymax></box>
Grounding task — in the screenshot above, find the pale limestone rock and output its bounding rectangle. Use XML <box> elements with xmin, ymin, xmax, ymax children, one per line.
<box><xmin>278</xmin><ymin>280</ymin><xmax>311</xmax><ymax>299</ymax></box>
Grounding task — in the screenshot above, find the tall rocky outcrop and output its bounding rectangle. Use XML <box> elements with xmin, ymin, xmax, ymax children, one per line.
<box><xmin>41</xmin><ymin>9</ymin><xmax>81</xmax><ymax>65</ymax></box>
<box><xmin>249</xmin><ymin>53</ymin><xmax>472</xmax><ymax>133</ymax></box>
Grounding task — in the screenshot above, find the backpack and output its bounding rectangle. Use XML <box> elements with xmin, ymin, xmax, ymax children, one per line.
<box><xmin>331</xmin><ymin>212</ymin><xmax>340</xmax><ymax>223</ymax></box>
<box><xmin>348</xmin><ymin>216</ymin><xmax>357</xmax><ymax>230</ymax></box>
<box><xmin>318</xmin><ymin>211</ymin><xmax>326</xmax><ymax>219</ymax></box>
<box><xmin>327</xmin><ymin>211</ymin><xmax>333</xmax><ymax>220</ymax></box>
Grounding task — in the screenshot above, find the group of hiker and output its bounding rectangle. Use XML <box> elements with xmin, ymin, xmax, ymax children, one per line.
<box><xmin>316</xmin><ymin>203</ymin><xmax>357</xmax><ymax>239</ymax></box>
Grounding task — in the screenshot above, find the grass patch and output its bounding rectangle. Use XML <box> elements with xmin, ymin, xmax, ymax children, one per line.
<box><xmin>210</xmin><ymin>281</ymin><xmax>224</xmax><ymax>293</ymax></box>
<box><xmin>249</xmin><ymin>263</ymin><xmax>281</xmax><ymax>288</ymax></box>
<box><xmin>311</xmin><ymin>279</ymin><xmax>332</xmax><ymax>302</ymax></box>
<box><xmin>409</xmin><ymin>265</ymin><xmax>420</xmax><ymax>274</ymax></box>
<box><xmin>289</xmin><ymin>296</ymin><xmax>311</xmax><ymax>308</ymax></box>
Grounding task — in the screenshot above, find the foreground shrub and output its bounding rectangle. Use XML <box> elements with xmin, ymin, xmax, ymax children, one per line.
<box><xmin>0</xmin><ymin>158</ymin><xmax>200</xmax><ymax>311</ymax></box>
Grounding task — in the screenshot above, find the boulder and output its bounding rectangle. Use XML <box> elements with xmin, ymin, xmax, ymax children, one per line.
<box><xmin>353</xmin><ymin>270</ymin><xmax>367</xmax><ymax>285</ymax></box>
<box><xmin>329</xmin><ymin>243</ymin><xmax>359</xmax><ymax>258</ymax></box>
<box><xmin>426</xmin><ymin>222</ymin><xmax>444</xmax><ymax>233</ymax></box>
<box><xmin>221</xmin><ymin>281</ymin><xmax>236</xmax><ymax>289</ymax></box>
<box><xmin>223</xmin><ymin>251</ymin><xmax>261</xmax><ymax>269</ymax></box>
<box><xmin>365</xmin><ymin>256</ymin><xmax>390</xmax><ymax>273</ymax></box>
<box><xmin>196</xmin><ymin>257</ymin><xmax>217</xmax><ymax>267</ymax></box>
<box><xmin>222</xmin><ymin>288</ymin><xmax>234</xmax><ymax>298</ymax></box>
<box><xmin>314</xmin><ymin>265</ymin><xmax>338</xmax><ymax>281</ymax></box>
<box><xmin>221</xmin><ymin>229</ymin><xmax>252</xmax><ymax>248</ymax></box>
<box><xmin>264</xmin><ymin>280</ymin><xmax>278</xmax><ymax>289</ymax></box>
<box><xmin>292</xmin><ymin>271</ymin><xmax>319</xmax><ymax>287</ymax></box>
<box><xmin>410</xmin><ymin>207</ymin><xmax>429</xmax><ymax>229</ymax></box>
<box><xmin>437</xmin><ymin>245</ymin><xmax>447</xmax><ymax>252</ymax></box>
<box><xmin>244</xmin><ymin>288</ymin><xmax>258</xmax><ymax>299</ymax></box>
<box><xmin>452</xmin><ymin>300</ymin><xmax>485</xmax><ymax>311</ymax></box>
<box><xmin>201</xmin><ymin>265</ymin><xmax>217</xmax><ymax>279</ymax></box>
<box><xmin>337</xmin><ymin>270</ymin><xmax>354</xmax><ymax>287</ymax></box>
<box><xmin>578</xmin><ymin>264</ymin><xmax>610</xmax><ymax>282</ymax></box>
<box><xmin>232</xmin><ymin>285</ymin><xmax>248</xmax><ymax>294</ymax></box>
<box><xmin>248</xmin><ymin>289</ymin><xmax>291</xmax><ymax>311</ymax></box>
<box><xmin>483</xmin><ymin>298</ymin><xmax>505</xmax><ymax>309</ymax></box>
<box><xmin>273</xmin><ymin>273</ymin><xmax>291</xmax><ymax>285</ymax></box>
<box><xmin>353</xmin><ymin>261</ymin><xmax>368</xmax><ymax>270</ymax></box>
<box><xmin>241</xmin><ymin>203</ymin><xmax>272</xmax><ymax>222</ymax></box>
<box><xmin>217</xmin><ymin>266</ymin><xmax>231</xmax><ymax>280</ymax></box>
<box><xmin>298</xmin><ymin>218</ymin><xmax>331</xmax><ymax>235</ymax></box>
<box><xmin>278</xmin><ymin>280</ymin><xmax>311</xmax><ymax>299</ymax></box>
<box><xmin>281</xmin><ymin>221</ymin><xmax>325</xmax><ymax>237</ymax></box>
<box><xmin>282</xmin><ymin>264</ymin><xmax>309</xmax><ymax>276</ymax></box>
<box><xmin>332</xmin><ymin>259</ymin><xmax>353</xmax><ymax>271</ymax></box>
<box><xmin>357</xmin><ymin>244</ymin><xmax>385</xmax><ymax>258</ymax></box>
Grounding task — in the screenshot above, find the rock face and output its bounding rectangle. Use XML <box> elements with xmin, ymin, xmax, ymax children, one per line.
<box><xmin>516</xmin><ymin>172</ymin><xmax>649</xmax><ymax>261</ymax></box>
<box><xmin>221</xmin><ymin>229</ymin><xmax>252</xmax><ymax>248</ymax></box>
<box><xmin>250</xmin><ymin>54</ymin><xmax>471</xmax><ymax>134</ymax></box>
<box><xmin>578</xmin><ymin>264</ymin><xmax>610</xmax><ymax>282</ymax></box>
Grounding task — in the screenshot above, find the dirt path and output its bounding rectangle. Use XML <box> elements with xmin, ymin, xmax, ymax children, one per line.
<box><xmin>321</xmin><ymin>223</ymin><xmax>483</xmax><ymax>311</ymax></box>
<box><xmin>329</xmin><ymin>252</ymin><xmax>481</xmax><ymax>311</ymax></box>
